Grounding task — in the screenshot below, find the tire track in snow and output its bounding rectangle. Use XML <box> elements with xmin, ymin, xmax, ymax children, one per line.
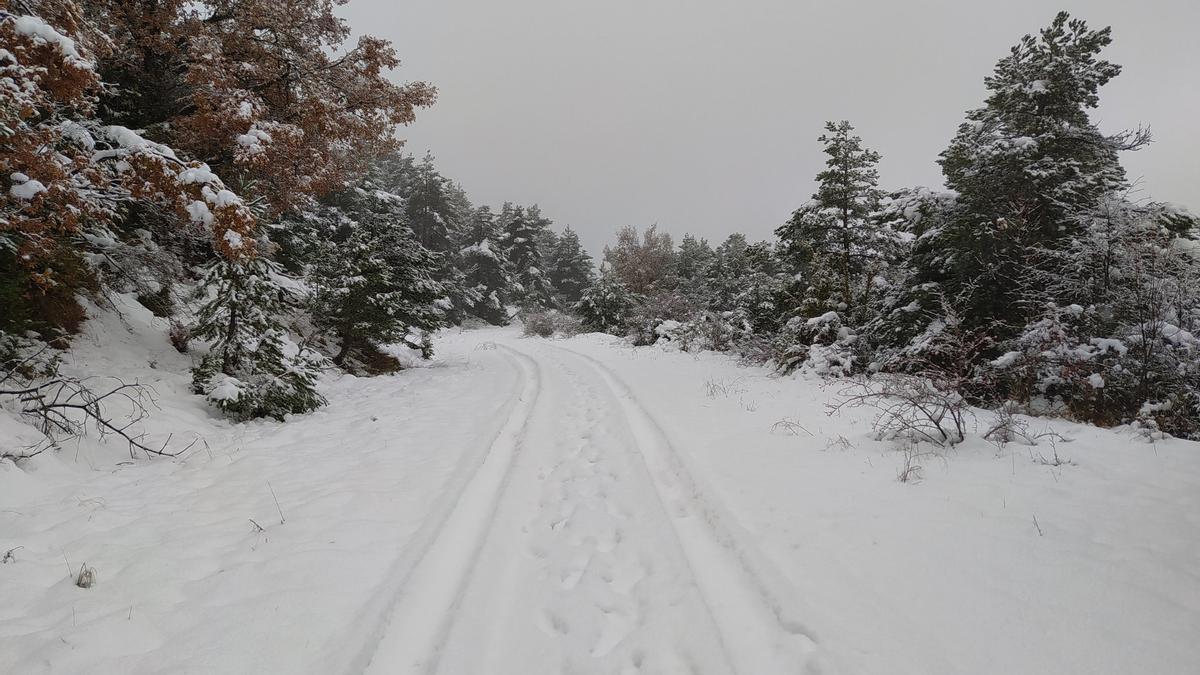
<box><xmin>353</xmin><ymin>345</ymin><xmax>542</xmax><ymax>675</ymax></box>
<box><xmin>430</xmin><ymin>341</ymin><xmax>734</xmax><ymax>674</ymax></box>
<box><xmin>544</xmin><ymin>343</ymin><xmax>834</xmax><ymax>675</ymax></box>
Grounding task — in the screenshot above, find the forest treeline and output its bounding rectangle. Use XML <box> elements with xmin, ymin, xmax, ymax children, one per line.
<box><xmin>3</xmin><ymin>3</ymin><xmax>1198</xmax><ymax>439</ymax></box>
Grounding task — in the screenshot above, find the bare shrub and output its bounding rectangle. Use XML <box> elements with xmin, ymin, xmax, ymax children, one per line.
<box><xmin>897</xmin><ymin>444</ymin><xmax>925</xmax><ymax>483</ymax></box>
<box><xmin>895</xmin><ymin>442</ymin><xmax>946</xmax><ymax>483</ymax></box>
<box><xmin>830</xmin><ymin>374</ymin><xmax>971</xmax><ymax>447</ymax></box>
<box><xmin>984</xmin><ymin>401</ymin><xmax>1071</xmax><ymax>451</ymax></box>
<box><xmin>771</xmin><ymin>417</ymin><xmax>814</xmax><ymax>437</ymax></box>
<box><xmin>704</xmin><ymin>376</ymin><xmax>746</xmax><ymax>399</ymax></box>
<box><xmin>2</xmin><ymin>341</ymin><xmax>195</xmax><ymax>459</ymax></box>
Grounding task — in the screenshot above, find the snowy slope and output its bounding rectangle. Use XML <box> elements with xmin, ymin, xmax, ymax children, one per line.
<box><xmin>2</xmin><ymin>311</ymin><xmax>1199</xmax><ymax>674</ymax></box>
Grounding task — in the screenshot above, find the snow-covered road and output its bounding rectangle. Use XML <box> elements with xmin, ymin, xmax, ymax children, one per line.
<box><xmin>4</xmin><ymin>317</ymin><xmax>1200</xmax><ymax>674</ymax></box>
<box><xmin>364</xmin><ymin>339</ymin><xmax>827</xmax><ymax>674</ymax></box>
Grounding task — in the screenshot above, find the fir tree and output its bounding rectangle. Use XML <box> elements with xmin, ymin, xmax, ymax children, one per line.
<box><xmin>404</xmin><ymin>153</ymin><xmax>462</xmax><ymax>253</ymax></box>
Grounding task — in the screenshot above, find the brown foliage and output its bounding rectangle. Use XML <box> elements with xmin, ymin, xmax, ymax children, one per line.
<box><xmin>90</xmin><ymin>0</ymin><xmax>436</xmax><ymax>215</ymax></box>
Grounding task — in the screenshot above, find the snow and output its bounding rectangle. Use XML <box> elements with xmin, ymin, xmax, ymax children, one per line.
<box><xmin>990</xmin><ymin>350</ymin><xmax>1021</xmax><ymax>368</ymax></box>
<box><xmin>211</xmin><ymin>188</ymin><xmax>241</xmax><ymax>208</ymax></box>
<box><xmin>235</xmin><ymin>127</ymin><xmax>273</xmax><ymax>155</ymax></box>
<box><xmin>805</xmin><ymin>310</ymin><xmax>840</xmax><ymax>326</ymax></box>
<box><xmin>1</xmin><ymin>309</ymin><xmax>1199</xmax><ymax>674</ymax></box>
<box><xmin>177</xmin><ymin>166</ymin><xmax>220</xmax><ymax>186</ymax></box>
<box><xmin>58</xmin><ymin>120</ymin><xmax>95</xmax><ymax>149</ymax></box>
<box><xmin>96</xmin><ymin>126</ymin><xmax>177</xmax><ymax>159</ymax></box>
<box><xmin>222</xmin><ymin>229</ymin><xmax>244</xmax><ymax>250</ymax></box>
<box><xmin>9</xmin><ymin>175</ymin><xmax>46</xmax><ymax>200</ymax></box>
<box><xmin>1088</xmin><ymin>373</ymin><xmax>1106</xmax><ymax>388</ymax></box>
<box><xmin>185</xmin><ymin>200</ymin><xmax>214</xmax><ymax>226</ymax></box>
<box><xmin>205</xmin><ymin>373</ymin><xmax>244</xmax><ymax>402</ymax></box>
<box><xmin>11</xmin><ymin>15</ymin><xmax>89</xmax><ymax>68</ymax></box>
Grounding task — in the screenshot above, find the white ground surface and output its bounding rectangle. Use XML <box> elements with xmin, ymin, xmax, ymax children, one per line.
<box><xmin>2</xmin><ymin>305</ymin><xmax>1199</xmax><ymax>674</ymax></box>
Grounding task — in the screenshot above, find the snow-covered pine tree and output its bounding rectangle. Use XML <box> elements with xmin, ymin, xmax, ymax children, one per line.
<box><xmin>705</xmin><ymin>233</ymin><xmax>751</xmax><ymax>313</ymax></box>
<box><xmin>864</xmin><ymin>187</ymin><xmax>960</xmax><ymax>368</ymax></box>
<box><xmin>308</xmin><ymin>191</ymin><xmax>449</xmax><ymax>371</ymax></box>
<box><xmin>546</xmin><ymin>227</ymin><xmax>594</xmax><ymax>304</ymax></box>
<box><xmin>776</xmin><ymin>121</ymin><xmax>892</xmax><ymax>316</ymax></box>
<box><xmin>500</xmin><ymin>205</ymin><xmax>554</xmax><ymax>308</ymax></box>
<box><xmin>576</xmin><ymin>271</ymin><xmax>638</xmax><ymax>336</ymax></box>
<box><xmin>675</xmin><ymin>234</ymin><xmax>716</xmax><ymax>284</ymax></box>
<box><xmin>404</xmin><ymin>153</ymin><xmax>464</xmax><ymax>253</ymax></box>
<box><xmin>458</xmin><ymin>206</ymin><xmax>513</xmax><ymax>324</ymax></box>
<box><xmin>932</xmin><ymin>11</ymin><xmax>1141</xmax><ymax>333</ymax></box>
<box><xmin>191</xmin><ymin>255</ymin><xmax>326</xmax><ymax>421</ymax></box>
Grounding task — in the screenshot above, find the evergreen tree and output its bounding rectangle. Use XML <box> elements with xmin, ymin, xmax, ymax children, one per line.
<box><xmin>576</xmin><ymin>272</ymin><xmax>638</xmax><ymax>336</ymax></box>
<box><xmin>191</xmin><ymin>256</ymin><xmax>325</xmax><ymax>421</ymax></box>
<box><xmin>308</xmin><ymin>191</ymin><xmax>448</xmax><ymax>368</ymax></box>
<box><xmin>776</xmin><ymin>121</ymin><xmax>892</xmax><ymax>314</ymax></box>
<box><xmin>706</xmin><ymin>233</ymin><xmax>751</xmax><ymax>312</ymax></box>
<box><xmin>404</xmin><ymin>153</ymin><xmax>461</xmax><ymax>253</ymax></box>
<box><xmin>459</xmin><ymin>206</ymin><xmax>512</xmax><ymax>324</ymax></box>
<box><xmin>501</xmin><ymin>205</ymin><xmax>554</xmax><ymax>308</ymax></box>
<box><xmin>546</xmin><ymin>227</ymin><xmax>594</xmax><ymax>304</ymax></box>
<box><xmin>931</xmin><ymin>11</ymin><xmax>1140</xmax><ymax>331</ymax></box>
<box><xmin>675</xmin><ymin>234</ymin><xmax>715</xmax><ymax>284</ymax></box>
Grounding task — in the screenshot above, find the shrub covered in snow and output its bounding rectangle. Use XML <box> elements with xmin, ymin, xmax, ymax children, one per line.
<box><xmin>576</xmin><ymin>273</ymin><xmax>638</xmax><ymax>336</ymax></box>
<box><xmin>773</xmin><ymin>311</ymin><xmax>860</xmax><ymax>376</ymax></box>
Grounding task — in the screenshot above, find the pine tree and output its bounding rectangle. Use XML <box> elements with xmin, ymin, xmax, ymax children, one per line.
<box><xmin>546</xmin><ymin>227</ymin><xmax>594</xmax><ymax>304</ymax></box>
<box><xmin>405</xmin><ymin>153</ymin><xmax>460</xmax><ymax>253</ymax></box>
<box><xmin>459</xmin><ymin>206</ymin><xmax>512</xmax><ymax>324</ymax></box>
<box><xmin>89</xmin><ymin>0</ymin><xmax>435</xmax><ymax>216</ymax></box>
<box><xmin>308</xmin><ymin>191</ymin><xmax>448</xmax><ymax>369</ymax></box>
<box><xmin>675</xmin><ymin>234</ymin><xmax>715</xmax><ymax>283</ymax></box>
<box><xmin>500</xmin><ymin>205</ymin><xmax>553</xmax><ymax>308</ymax></box>
<box><xmin>576</xmin><ymin>272</ymin><xmax>637</xmax><ymax>336</ymax></box>
<box><xmin>776</xmin><ymin>121</ymin><xmax>891</xmax><ymax>314</ymax></box>
<box><xmin>706</xmin><ymin>233</ymin><xmax>751</xmax><ymax>312</ymax></box>
<box><xmin>191</xmin><ymin>256</ymin><xmax>325</xmax><ymax>421</ymax></box>
<box><xmin>932</xmin><ymin>11</ymin><xmax>1141</xmax><ymax>331</ymax></box>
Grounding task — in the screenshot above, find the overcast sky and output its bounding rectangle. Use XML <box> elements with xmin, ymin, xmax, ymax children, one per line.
<box><xmin>340</xmin><ymin>0</ymin><xmax>1199</xmax><ymax>256</ymax></box>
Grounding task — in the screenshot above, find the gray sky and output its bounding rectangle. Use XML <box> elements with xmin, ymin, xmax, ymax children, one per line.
<box><xmin>340</xmin><ymin>0</ymin><xmax>1199</xmax><ymax>256</ymax></box>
